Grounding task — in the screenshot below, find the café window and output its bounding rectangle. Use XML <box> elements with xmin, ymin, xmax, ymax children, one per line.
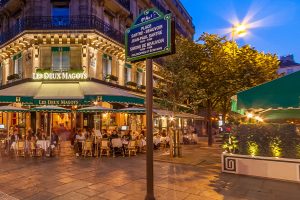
<box><xmin>52</xmin><ymin>47</ymin><xmax>70</xmax><ymax>71</ymax></box>
<box><xmin>102</xmin><ymin>54</ymin><xmax>112</xmax><ymax>78</ymax></box>
<box><xmin>124</xmin><ymin>64</ymin><xmax>132</xmax><ymax>84</ymax></box>
<box><xmin>13</xmin><ymin>53</ymin><xmax>22</xmax><ymax>76</ymax></box>
<box><xmin>136</xmin><ymin>68</ymin><xmax>143</xmax><ymax>86</ymax></box>
<box><xmin>52</xmin><ymin>2</ymin><xmax>70</xmax><ymax>26</ymax></box>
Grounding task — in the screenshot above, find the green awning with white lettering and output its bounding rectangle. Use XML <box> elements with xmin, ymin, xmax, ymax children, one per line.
<box><xmin>0</xmin><ymin>81</ymin><xmax>144</xmax><ymax>105</ymax></box>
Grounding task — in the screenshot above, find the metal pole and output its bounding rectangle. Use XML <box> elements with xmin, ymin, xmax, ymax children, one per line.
<box><xmin>145</xmin><ymin>58</ymin><xmax>155</xmax><ymax>200</ymax></box>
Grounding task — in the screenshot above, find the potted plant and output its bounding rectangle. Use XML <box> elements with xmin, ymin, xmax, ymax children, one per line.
<box><xmin>7</xmin><ymin>74</ymin><xmax>20</xmax><ymax>81</ymax></box>
<box><xmin>126</xmin><ymin>81</ymin><xmax>137</xmax><ymax>88</ymax></box>
<box><xmin>138</xmin><ymin>85</ymin><xmax>146</xmax><ymax>90</ymax></box>
<box><xmin>105</xmin><ymin>74</ymin><xmax>118</xmax><ymax>82</ymax></box>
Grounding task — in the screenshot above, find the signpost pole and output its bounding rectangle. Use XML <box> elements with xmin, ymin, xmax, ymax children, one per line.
<box><xmin>145</xmin><ymin>58</ymin><xmax>155</xmax><ymax>200</ymax></box>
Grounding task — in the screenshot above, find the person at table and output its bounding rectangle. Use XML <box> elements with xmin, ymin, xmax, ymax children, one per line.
<box><xmin>51</xmin><ymin>131</ymin><xmax>59</xmax><ymax>148</ymax></box>
<box><xmin>122</xmin><ymin>130</ymin><xmax>132</xmax><ymax>143</ymax></box>
<box><xmin>9</xmin><ymin>129</ymin><xmax>20</xmax><ymax>150</ymax></box>
<box><xmin>74</xmin><ymin>130</ymin><xmax>85</xmax><ymax>157</ymax></box>
<box><xmin>93</xmin><ymin>128</ymin><xmax>102</xmax><ymax>138</ymax></box>
<box><xmin>110</xmin><ymin>130</ymin><xmax>119</xmax><ymax>140</ymax></box>
<box><xmin>82</xmin><ymin>128</ymin><xmax>88</xmax><ymax>138</ymax></box>
<box><xmin>102</xmin><ymin>129</ymin><xmax>108</xmax><ymax>139</ymax></box>
<box><xmin>37</xmin><ymin>129</ymin><xmax>47</xmax><ymax>140</ymax></box>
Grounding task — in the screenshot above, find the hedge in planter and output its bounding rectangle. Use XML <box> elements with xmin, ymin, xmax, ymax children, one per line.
<box><xmin>229</xmin><ymin>123</ymin><xmax>300</xmax><ymax>159</ymax></box>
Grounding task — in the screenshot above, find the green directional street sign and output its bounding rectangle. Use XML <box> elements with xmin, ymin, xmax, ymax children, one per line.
<box><xmin>125</xmin><ymin>8</ymin><xmax>175</xmax><ymax>62</ymax></box>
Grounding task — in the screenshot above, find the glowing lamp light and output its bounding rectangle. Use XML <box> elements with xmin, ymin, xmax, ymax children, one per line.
<box><xmin>169</xmin><ymin>116</ymin><xmax>175</xmax><ymax>121</ymax></box>
<box><xmin>234</xmin><ymin>23</ymin><xmax>247</xmax><ymax>37</ymax></box>
<box><xmin>161</xmin><ymin>116</ymin><xmax>166</xmax><ymax>120</ymax></box>
<box><xmin>246</xmin><ymin>113</ymin><xmax>253</xmax><ymax>118</ymax></box>
<box><xmin>255</xmin><ymin>116</ymin><xmax>263</xmax><ymax>122</ymax></box>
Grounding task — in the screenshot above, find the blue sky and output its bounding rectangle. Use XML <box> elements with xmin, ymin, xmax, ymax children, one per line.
<box><xmin>181</xmin><ymin>0</ymin><xmax>300</xmax><ymax>61</ymax></box>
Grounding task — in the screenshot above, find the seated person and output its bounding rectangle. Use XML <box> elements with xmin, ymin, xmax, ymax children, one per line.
<box><xmin>74</xmin><ymin>130</ymin><xmax>85</xmax><ymax>156</ymax></box>
<box><xmin>153</xmin><ymin>133</ymin><xmax>160</xmax><ymax>149</ymax></box>
<box><xmin>122</xmin><ymin>131</ymin><xmax>132</xmax><ymax>144</ymax></box>
<box><xmin>51</xmin><ymin>131</ymin><xmax>59</xmax><ymax>148</ymax></box>
<box><xmin>110</xmin><ymin>130</ymin><xmax>119</xmax><ymax>139</ymax></box>
<box><xmin>102</xmin><ymin>129</ymin><xmax>108</xmax><ymax>139</ymax></box>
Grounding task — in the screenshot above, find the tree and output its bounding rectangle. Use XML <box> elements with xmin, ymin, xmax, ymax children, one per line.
<box><xmin>158</xmin><ymin>33</ymin><xmax>279</xmax><ymax>146</ymax></box>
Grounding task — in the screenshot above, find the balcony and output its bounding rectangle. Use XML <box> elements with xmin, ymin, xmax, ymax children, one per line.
<box><xmin>151</xmin><ymin>0</ymin><xmax>168</xmax><ymax>14</ymax></box>
<box><xmin>0</xmin><ymin>0</ymin><xmax>9</xmax><ymax>7</ymax></box>
<box><xmin>116</xmin><ymin>0</ymin><xmax>130</xmax><ymax>11</ymax></box>
<box><xmin>0</xmin><ymin>15</ymin><xmax>125</xmax><ymax>46</ymax></box>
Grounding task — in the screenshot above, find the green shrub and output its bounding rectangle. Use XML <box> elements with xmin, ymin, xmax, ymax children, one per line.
<box><xmin>230</xmin><ymin>123</ymin><xmax>300</xmax><ymax>159</ymax></box>
<box><xmin>222</xmin><ymin>134</ymin><xmax>238</xmax><ymax>153</ymax></box>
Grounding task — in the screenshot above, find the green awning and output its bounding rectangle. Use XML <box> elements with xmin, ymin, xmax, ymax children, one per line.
<box><xmin>0</xmin><ymin>81</ymin><xmax>144</xmax><ymax>105</ymax></box>
<box><xmin>102</xmin><ymin>54</ymin><xmax>112</xmax><ymax>60</ymax></box>
<box><xmin>117</xmin><ymin>107</ymin><xmax>145</xmax><ymax>113</ymax></box>
<box><xmin>77</xmin><ymin>106</ymin><xmax>115</xmax><ymax>113</ymax></box>
<box><xmin>0</xmin><ymin>105</ymin><xmax>28</xmax><ymax>112</ymax></box>
<box><xmin>260</xmin><ymin>109</ymin><xmax>300</xmax><ymax>120</ymax></box>
<box><xmin>125</xmin><ymin>63</ymin><xmax>132</xmax><ymax>68</ymax></box>
<box><xmin>31</xmin><ymin>106</ymin><xmax>71</xmax><ymax>113</ymax></box>
<box><xmin>237</xmin><ymin>71</ymin><xmax>300</xmax><ymax>110</ymax></box>
<box><xmin>137</xmin><ymin>68</ymin><xmax>144</xmax><ymax>73</ymax></box>
<box><xmin>13</xmin><ymin>53</ymin><xmax>22</xmax><ymax>60</ymax></box>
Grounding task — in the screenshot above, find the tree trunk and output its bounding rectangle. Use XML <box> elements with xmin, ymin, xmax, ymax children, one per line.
<box><xmin>222</xmin><ymin>111</ymin><xmax>227</xmax><ymax>131</ymax></box>
<box><xmin>207</xmin><ymin>101</ymin><xmax>213</xmax><ymax>147</ymax></box>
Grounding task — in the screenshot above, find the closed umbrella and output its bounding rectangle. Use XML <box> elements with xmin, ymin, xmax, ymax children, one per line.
<box><xmin>0</xmin><ymin>106</ymin><xmax>28</xmax><ymax>152</ymax></box>
<box><xmin>117</xmin><ymin>107</ymin><xmax>145</xmax><ymax>114</ymax></box>
<box><xmin>77</xmin><ymin>106</ymin><xmax>115</xmax><ymax>130</ymax></box>
<box><xmin>31</xmin><ymin>106</ymin><xmax>71</xmax><ymax>150</ymax></box>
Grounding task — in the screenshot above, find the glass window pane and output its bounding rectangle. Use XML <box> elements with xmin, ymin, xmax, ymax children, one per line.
<box><xmin>103</xmin><ymin>58</ymin><xmax>108</xmax><ymax>77</ymax></box>
<box><xmin>52</xmin><ymin>50</ymin><xmax>60</xmax><ymax>71</ymax></box>
<box><xmin>127</xmin><ymin>68</ymin><xmax>131</xmax><ymax>82</ymax></box>
<box><xmin>17</xmin><ymin>58</ymin><xmax>22</xmax><ymax>75</ymax></box>
<box><xmin>137</xmin><ymin>72</ymin><xmax>142</xmax><ymax>86</ymax></box>
<box><xmin>0</xmin><ymin>65</ymin><xmax>2</xmax><ymax>82</ymax></box>
<box><xmin>62</xmin><ymin>50</ymin><xmax>70</xmax><ymax>71</ymax></box>
<box><xmin>107</xmin><ymin>59</ymin><xmax>112</xmax><ymax>75</ymax></box>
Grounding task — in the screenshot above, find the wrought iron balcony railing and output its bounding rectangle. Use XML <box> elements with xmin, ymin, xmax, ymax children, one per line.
<box><xmin>116</xmin><ymin>0</ymin><xmax>130</xmax><ymax>11</ymax></box>
<box><xmin>0</xmin><ymin>15</ymin><xmax>125</xmax><ymax>46</ymax></box>
<box><xmin>0</xmin><ymin>0</ymin><xmax>10</xmax><ymax>7</ymax></box>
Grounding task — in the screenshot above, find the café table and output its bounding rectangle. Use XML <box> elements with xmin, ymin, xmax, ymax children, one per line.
<box><xmin>36</xmin><ymin>140</ymin><xmax>50</xmax><ymax>151</ymax></box>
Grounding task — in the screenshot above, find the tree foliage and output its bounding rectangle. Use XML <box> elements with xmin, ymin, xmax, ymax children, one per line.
<box><xmin>158</xmin><ymin>33</ymin><xmax>279</xmax><ymax>146</ymax></box>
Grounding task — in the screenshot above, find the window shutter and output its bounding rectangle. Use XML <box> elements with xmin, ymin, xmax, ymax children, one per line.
<box><xmin>40</xmin><ymin>47</ymin><xmax>52</xmax><ymax>70</ymax></box>
<box><xmin>70</xmin><ymin>47</ymin><xmax>81</xmax><ymax>70</ymax></box>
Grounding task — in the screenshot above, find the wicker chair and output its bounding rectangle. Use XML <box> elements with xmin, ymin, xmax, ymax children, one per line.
<box><xmin>127</xmin><ymin>140</ymin><xmax>137</xmax><ymax>157</ymax></box>
<box><xmin>111</xmin><ymin>138</ymin><xmax>124</xmax><ymax>157</ymax></box>
<box><xmin>100</xmin><ymin>140</ymin><xmax>110</xmax><ymax>157</ymax></box>
<box><xmin>83</xmin><ymin>140</ymin><xmax>93</xmax><ymax>157</ymax></box>
<box><xmin>16</xmin><ymin>141</ymin><xmax>25</xmax><ymax>157</ymax></box>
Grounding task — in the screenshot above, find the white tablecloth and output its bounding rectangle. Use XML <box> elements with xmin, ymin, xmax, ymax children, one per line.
<box><xmin>36</xmin><ymin>140</ymin><xmax>50</xmax><ymax>151</ymax></box>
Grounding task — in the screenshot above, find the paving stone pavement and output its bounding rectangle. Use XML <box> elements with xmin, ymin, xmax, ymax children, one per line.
<box><xmin>0</xmin><ymin>142</ymin><xmax>299</xmax><ymax>200</ymax></box>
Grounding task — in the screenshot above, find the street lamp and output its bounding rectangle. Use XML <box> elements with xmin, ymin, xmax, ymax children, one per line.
<box><xmin>231</xmin><ymin>23</ymin><xmax>248</xmax><ymax>56</ymax></box>
<box><xmin>232</xmin><ymin>23</ymin><xmax>248</xmax><ymax>41</ymax></box>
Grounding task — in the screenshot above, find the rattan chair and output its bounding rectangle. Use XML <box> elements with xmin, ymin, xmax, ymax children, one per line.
<box><xmin>111</xmin><ymin>138</ymin><xmax>124</xmax><ymax>157</ymax></box>
<box><xmin>83</xmin><ymin>140</ymin><xmax>93</xmax><ymax>157</ymax></box>
<box><xmin>16</xmin><ymin>141</ymin><xmax>25</xmax><ymax>157</ymax></box>
<box><xmin>127</xmin><ymin>140</ymin><xmax>137</xmax><ymax>157</ymax></box>
<box><xmin>100</xmin><ymin>140</ymin><xmax>110</xmax><ymax>157</ymax></box>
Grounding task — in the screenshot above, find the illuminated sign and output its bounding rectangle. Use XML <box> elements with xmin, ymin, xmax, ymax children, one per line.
<box><xmin>36</xmin><ymin>100</ymin><xmax>80</xmax><ymax>105</ymax></box>
<box><xmin>125</xmin><ymin>8</ymin><xmax>175</xmax><ymax>62</ymax></box>
<box><xmin>33</xmin><ymin>72</ymin><xmax>88</xmax><ymax>80</ymax></box>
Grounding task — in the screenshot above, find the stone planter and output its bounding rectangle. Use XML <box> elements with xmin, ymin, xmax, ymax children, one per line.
<box><xmin>222</xmin><ymin>153</ymin><xmax>300</xmax><ymax>182</ymax></box>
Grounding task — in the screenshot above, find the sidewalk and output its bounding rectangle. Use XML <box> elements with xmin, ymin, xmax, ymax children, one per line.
<box><xmin>154</xmin><ymin>140</ymin><xmax>222</xmax><ymax>167</ymax></box>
